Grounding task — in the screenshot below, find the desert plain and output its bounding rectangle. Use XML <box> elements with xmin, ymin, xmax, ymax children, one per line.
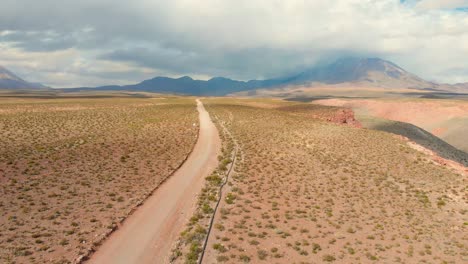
<box><xmin>0</xmin><ymin>91</ymin><xmax>466</xmax><ymax>264</ymax></box>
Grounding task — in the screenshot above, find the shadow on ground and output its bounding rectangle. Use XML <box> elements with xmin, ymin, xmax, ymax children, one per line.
<box><xmin>360</xmin><ymin>116</ymin><xmax>468</xmax><ymax>167</ymax></box>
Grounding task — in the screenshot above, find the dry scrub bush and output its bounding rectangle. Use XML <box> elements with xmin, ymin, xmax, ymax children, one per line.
<box><xmin>171</xmin><ymin>109</ymin><xmax>236</xmax><ymax>264</ymax></box>
<box><xmin>0</xmin><ymin>97</ymin><xmax>198</xmax><ymax>263</ymax></box>
<box><xmin>199</xmin><ymin>98</ymin><xmax>466</xmax><ymax>263</ymax></box>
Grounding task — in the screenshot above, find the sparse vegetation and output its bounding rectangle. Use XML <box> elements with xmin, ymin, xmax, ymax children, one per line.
<box><xmin>3</xmin><ymin>95</ymin><xmax>465</xmax><ymax>264</ymax></box>
<box><xmin>171</xmin><ymin>108</ymin><xmax>236</xmax><ymax>263</ymax></box>
<box><xmin>0</xmin><ymin>96</ymin><xmax>198</xmax><ymax>263</ymax></box>
<box><xmin>195</xmin><ymin>98</ymin><xmax>466</xmax><ymax>263</ymax></box>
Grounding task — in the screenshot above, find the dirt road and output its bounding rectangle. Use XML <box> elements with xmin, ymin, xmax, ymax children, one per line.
<box><xmin>88</xmin><ymin>99</ymin><xmax>220</xmax><ymax>264</ymax></box>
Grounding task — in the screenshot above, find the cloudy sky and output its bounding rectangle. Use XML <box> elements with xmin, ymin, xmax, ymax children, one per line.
<box><xmin>1</xmin><ymin>0</ymin><xmax>467</xmax><ymax>87</ymax></box>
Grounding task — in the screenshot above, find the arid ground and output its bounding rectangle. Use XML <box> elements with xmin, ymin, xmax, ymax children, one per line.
<box><xmin>173</xmin><ymin>98</ymin><xmax>466</xmax><ymax>263</ymax></box>
<box><xmin>0</xmin><ymin>95</ymin><xmax>199</xmax><ymax>263</ymax></box>
<box><xmin>88</xmin><ymin>99</ymin><xmax>220</xmax><ymax>264</ymax></box>
<box><xmin>1</xmin><ymin>94</ymin><xmax>466</xmax><ymax>264</ymax></box>
<box><xmin>313</xmin><ymin>98</ymin><xmax>468</xmax><ymax>154</ymax></box>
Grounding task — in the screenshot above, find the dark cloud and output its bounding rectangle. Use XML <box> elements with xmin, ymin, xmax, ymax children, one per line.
<box><xmin>0</xmin><ymin>0</ymin><xmax>467</xmax><ymax>87</ymax></box>
<box><xmin>0</xmin><ymin>31</ymin><xmax>79</xmax><ymax>51</ymax></box>
<box><xmin>99</xmin><ymin>47</ymin><xmax>319</xmax><ymax>80</ymax></box>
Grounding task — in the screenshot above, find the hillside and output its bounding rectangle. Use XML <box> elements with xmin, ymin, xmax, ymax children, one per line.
<box><xmin>360</xmin><ymin>116</ymin><xmax>468</xmax><ymax>166</ymax></box>
<box><xmin>0</xmin><ymin>66</ymin><xmax>46</xmax><ymax>89</ymax></box>
<box><xmin>313</xmin><ymin>98</ymin><xmax>468</xmax><ymax>154</ymax></box>
<box><xmin>62</xmin><ymin>57</ymin><xmax>467</xmax><ymax>95</ymax></box>
<box><xmin>283</xmin><ymin>58</ymin><xmax>438</xmax><ymax>89</ymax></box>
<box><xmin>65</xmin><ymin>76</ymin><xmax>286</xmax><ymax>96</ymax></box>
<box><xmin>1</xmin><ymin>57</ymin><xmax>464</xmax><ymax>95</ymax></box>
<box><xmin>5</xmin><ymin>57</ymin><xmax>467</xmax><ymax>95</ymax></box>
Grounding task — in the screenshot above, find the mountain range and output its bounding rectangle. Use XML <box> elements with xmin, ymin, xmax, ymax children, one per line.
<box><xmin>1</xmin><ymin>58</ymin><xmax>467</xmax><ymax>95</ymax></box>
<box><xmin>0</xmin><ymin>66</ymin><xmax>47</xmax><ymax>89</ymax></box>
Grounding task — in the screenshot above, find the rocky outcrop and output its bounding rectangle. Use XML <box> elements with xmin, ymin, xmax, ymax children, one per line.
<box><xmin>276</xmin><ymin>104</ymin><xmax>362</xmax><ymax>128</ymax></box>
<box><xmin>327</xmin><ymin>109</ymin><xmax>362</xmax><ymax>128</ymax></box>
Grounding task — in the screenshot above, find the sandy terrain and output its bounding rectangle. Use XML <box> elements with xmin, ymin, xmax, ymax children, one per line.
<box><xmin>88</xmin><ymin>99</ymin><xmax>220</xmax><ymax>264</ymax></box>
<box><xmin>313</xmin><ymin>98</ymin><xmax>468</xmax><ymax>153</ymax></box>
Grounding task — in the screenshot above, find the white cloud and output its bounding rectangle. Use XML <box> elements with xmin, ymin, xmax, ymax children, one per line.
<box><xmin>0</xmin><ymin>43</ymin><xmax>167</xmax><ymax>87</ymax></box>
<box><xmin>416</xmin><ymin>0</ymin><xmax>468</xmax><ymax>9</ymax></box>
<box><xmin>0</xmin><ymin>0</ymin><xmax>467</xmax><ymax>86</ymax></box>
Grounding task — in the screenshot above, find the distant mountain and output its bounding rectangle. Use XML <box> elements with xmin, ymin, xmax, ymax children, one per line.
<box><xmin>68</xmin><ymin>75</ymin><xmax>287</xmax><ymax>96</ymax></box>
<box><xmin>285</xmin><ymin>58</ymin><xmax>439</xmax><ymax>89</ymax></box>
<box><xmin>450</xmin><ymin>82</ymin><xmax>468</xmax><ymax>93</ymax></box>
<box><xmin>0</xmin><ymin>66</ymin><xmax>47</xmax><ymax>89</ymax></box>
<box><xmin>61</xmin><ymin>57</ymin><xmax>468</xmax><ymax>95</ymax></box>
<box><xmin>127</xmin><ymin>76</ymin><xmax>253</xmax><ymax>96</ymax></box>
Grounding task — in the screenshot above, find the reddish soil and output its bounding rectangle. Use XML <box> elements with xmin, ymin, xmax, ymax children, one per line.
<box><xmin>404</xmin><ymin>137</ymin><xmax>467</xmax><ymax>176</ymax></box>
<box><xmin>326</xmin><ymin>109</ymin><xmax>362</xmax><ymax>128</ymax></box>
<box><xmin>313</xmin><ymin>98</ymin><xmax>468</xmax><ymax>128</ymax></box>
<box><xmin>314</xmin><ymin>98</ymin><xmax>468</xmax><ymax>151</ymax></box>
<box><xmin>277</xmin><ymin>104</ymin><xmax>362</xmax><ymax>128</ymax></box>
<box><xmin>87</xmin><ymin>100</ymin><xmax>220</xmax><ymax>264</ymax></box>
<box><xmin>432</xmin><ymin>127</ymin><xmax>448</xmax><ymax>137</ymax></box>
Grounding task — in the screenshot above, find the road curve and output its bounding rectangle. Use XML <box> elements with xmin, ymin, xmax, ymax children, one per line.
<box><xmin>88</xmin><ymin>99</ymin><xmax>220</xmax><ymax>264</ymax></box>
